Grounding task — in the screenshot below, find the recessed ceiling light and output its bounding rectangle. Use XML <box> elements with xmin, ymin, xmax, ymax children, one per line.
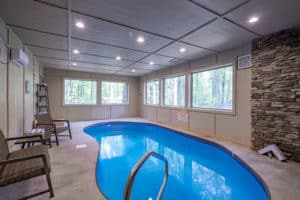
<box><xmin>73</xmin><ymin>49</ymin><xmax>80</xmax><ymax>54</ymax></box>
<box><xmin>179</xmin><ymin>47</ymin><xmax>186</xmax><ymax>53</ymax></box>
<box><xmin>75</xmin><ymin>21</ymin><xmax>85</xmax><ymax>29</ymax></box>
<box><xmin>137</xmin><ymin>36</ymin><xmax>145</xmax><ymax>43</ymax></box>
<box><xmin>131</xmin><ymin>69</ymin><xmax>136</xmax><ymax>72</ymax></box>
<box><xmin>116</xmin><ymin>56</ymin><xmax>122</xmax><ymax>60</ymax></box>
<box><xmin>248</xmin><ymin>16</ymin><xmax>259</xmax><ymax>23</ymax></box>
<box><xmin>149</xmin><ymin>61</ymin><xmax>154</xmax><ymax>65</ymax></box>
<box><xmin>72</xmin><ymin>62</ymin><xmax>77</xmax><ymax>66</ymax></box>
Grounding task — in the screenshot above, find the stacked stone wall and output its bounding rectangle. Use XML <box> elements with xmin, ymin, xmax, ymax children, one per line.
<box><xmin>251</xmin><ymin>26</ymin><xmax>300</xmax><ymax>161</ymax></box>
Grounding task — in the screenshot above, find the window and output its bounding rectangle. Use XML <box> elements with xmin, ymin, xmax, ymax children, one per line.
<box><xmin>164</xmin><ymin>75</ymin><xmax>185</xmax><ymax>107</ymax></box>
<box><xmin>101</xmin><ymin>81</ymin><xmax>128</xmax><ymax>104</ymax></box>
<box><xmin>146</xmin><ymin>80</ymin><xmax>160</xmax><ymax>105</ymax></box>
<box><xmin>192</xmin><ymin>65</ymin><xmax>233</xmax><ymax>110</ymax></box>
<box><xmin>64</xmin><ymin>79</ymin><xmax>97</xmax><ymax>105</ymax></box>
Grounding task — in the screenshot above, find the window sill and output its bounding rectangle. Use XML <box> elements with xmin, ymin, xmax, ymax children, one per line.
<box><xmin>63</xmin><ymin>103</ymin><xmax>129</xmax><ymax>107</ymax></box>
<box><xmin>187</xmin><ymin>107</ymin><xmax>235</xmax><ymax>116</ymax></box>
<box><xmin>144</xmin><ymin>104</ymin><xmax>160</xmax><ymax>107</ymax></box>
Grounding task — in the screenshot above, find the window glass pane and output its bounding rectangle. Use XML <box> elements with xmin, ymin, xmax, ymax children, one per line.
<box><xmin>164</xmin><ymin>76</ymin><xmax>185</xmax><ymax>107</ymax></box>
<box><xmin>146</xmin><ymin>80</ymin><xmax>159</xmax><ymax>105</ymax></box>
<box><xmin>101</xmin><ymin>82</ymin><xmax>128</xmax><ymax>104</ymax></box>
<box><xmin>192</xmin><ymin>66</ymin><xmax>233</xmax><ymax>110</ymax></box>
<box><xmin>64</xmin><ymin>79</ymin><xmax>97</xmax><ymax>105</ymax></box>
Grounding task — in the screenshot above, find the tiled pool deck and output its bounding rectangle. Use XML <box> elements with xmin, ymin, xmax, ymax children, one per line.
<box><xmin>1</xmin><ymin>118</ymin><xmax>299</xmax><ymax>200</ymax></box>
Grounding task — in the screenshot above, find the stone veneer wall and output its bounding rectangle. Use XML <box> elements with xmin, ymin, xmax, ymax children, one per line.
<box><xmin>251</xmin><ymin>26</ymin><xmax>300</xmax><ymax>161</ymax></box>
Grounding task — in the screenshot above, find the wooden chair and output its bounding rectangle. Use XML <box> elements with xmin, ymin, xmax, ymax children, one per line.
<box><xmin>35</xmin><ymin>114</ymin><xmax>72</xmax><ymax>146</ymax></box>
<box><xmin>0</xmin><ymin>130</ymin><xmax>54</xmax><ymax>199</ymax></box>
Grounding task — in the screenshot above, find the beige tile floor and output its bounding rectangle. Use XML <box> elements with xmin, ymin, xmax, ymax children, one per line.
<box><xmin>1</xmin><ymin>118</ymin><xmax>299</xmax><ymax>200</ymax></box>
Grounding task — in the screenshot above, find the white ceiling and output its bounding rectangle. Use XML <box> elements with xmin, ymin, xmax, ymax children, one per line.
<box><xmin>0</xmin><ymin>0</ymin><xmax>299</xmax><ymax>76</ymax></box>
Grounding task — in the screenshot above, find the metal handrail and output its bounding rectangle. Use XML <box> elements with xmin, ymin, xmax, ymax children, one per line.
<box><xmin>123</xmin><ymin>151</ymin><xmax>169</xmax><ymax>200</ymax></box>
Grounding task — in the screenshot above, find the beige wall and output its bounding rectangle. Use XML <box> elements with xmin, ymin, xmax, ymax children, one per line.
<box><xmin>44</xmin><ymin>69</ymin><xmax>140</xmax><ymax>121</ymax></box>
<box><xmin>139</xmin><ymin>44</ymin><xmax>252</xmax><ymax>146</ymax></box>
<box><xmin>0</xmin><ymin>17</ymin><xmax>41</xmax><ymax>138</ymax></box>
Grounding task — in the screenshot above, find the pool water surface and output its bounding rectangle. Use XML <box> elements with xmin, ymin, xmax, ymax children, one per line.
<box><xmin>84</xmin><ymin>122</ymin><xmax>269</xmax><ymax>200</ymax></box>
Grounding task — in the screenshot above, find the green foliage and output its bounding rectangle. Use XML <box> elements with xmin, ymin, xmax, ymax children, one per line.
<box><xmin>102</xmin><ymin>82</ymin><xmax>128</xmax><ymax>104</ymax></box>
<box><xmin>164</xmin><ymin>76</ymin><xmax>185</xmax><ymax>107</ymax></box>
<box><xmin>192</xmin><ymin>66</ymin><xmax>233</xmax><ymax>110</ymax></box>
<box><xmin>64</xmin><ymin>79</ymin><xmax>97</xmax><ymax>105</ymax></box>
<box><xmin>146</xmin><ymin>80</ymin><xmax>160</xmax><ymax>105</ymax></box>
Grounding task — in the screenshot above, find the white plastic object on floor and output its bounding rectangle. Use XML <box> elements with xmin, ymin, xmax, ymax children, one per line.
<box><xmin>258</xmin><ymin>144</ymin><xmax>287</xmax><ymax>161</ymax></box>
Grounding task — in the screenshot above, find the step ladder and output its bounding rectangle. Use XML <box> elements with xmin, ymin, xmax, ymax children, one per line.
<box><xmin>123</xmin><ymin>151</ymin><xmax>169</xmax><ymax>200</ymax></box>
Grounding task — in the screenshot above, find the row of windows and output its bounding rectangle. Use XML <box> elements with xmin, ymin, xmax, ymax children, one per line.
<box><xmin>145</xmin><ymin>65</ymin><xmax>233</xmax><ymax>111</ymax></box>
<box><xmin>64</xmin><ymin>80</ymin><xmax>128</xmax><ymax>105</ymax></box>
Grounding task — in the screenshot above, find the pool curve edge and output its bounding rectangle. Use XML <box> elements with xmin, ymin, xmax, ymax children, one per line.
<box><xmin>83</xmin><ymin>121</ymin><xmax>271</xmax><ymax>200</ymax></box>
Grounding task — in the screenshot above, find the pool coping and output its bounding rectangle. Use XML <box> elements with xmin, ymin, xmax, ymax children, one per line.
<box><xmin>84</xmin><ymin>120</ymin><xmax>271</xmax><ymax>200</ymax></box>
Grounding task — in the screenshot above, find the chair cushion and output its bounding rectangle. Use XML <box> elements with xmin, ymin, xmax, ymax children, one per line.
<box><xmin>0</xmin><ymin>130</ymin><xmax>9</xmax><ymax>173</ymax></box>
<box><xmin>56</xmin><ymin>126</ymin><xmax>69</xmax><ymax>134</ymax></box>
<box><xmin>0</xmin><ymin>145</ymin><xmax>51</xmax><ymax>187</ymax></box>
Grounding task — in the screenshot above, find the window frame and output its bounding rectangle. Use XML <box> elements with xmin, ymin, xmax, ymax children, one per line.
<box><xmin>144</xmin><ymin>79</ymin><xmax>160</xmax><ymax>106</ymax></box>
<box><xmin>100</xmin><ymin>81</ymin><xmax>129</xmax><ymax>105</ymax></box>
<box><xmin>189</xmin><ymin>64</ymin><xmax>236</xmax><ymax>115</ymax></box>
<box><xmin>63</xmin><ymin>78</ymin><xmax>98</xmax><ymax>106</ymax></box>
<box><xmin>163</xmin><ymin>75</ymin><xmax>186</xmax><ymax>108</ymax></box>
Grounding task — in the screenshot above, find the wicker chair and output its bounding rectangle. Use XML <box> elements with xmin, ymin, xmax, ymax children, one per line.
<box><xmin>35</xmin><ymin>114</ymin><xmax>72</xmax><ymax>146</ymax></box>
<box><xmin>0</xmin><ymin>130</ymin><xmax>54</xmax><ymax>199</ymax></box>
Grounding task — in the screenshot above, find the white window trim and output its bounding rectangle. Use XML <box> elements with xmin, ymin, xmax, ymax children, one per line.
<box><xmin>100</xmin><ymin>81</ymin><xmax>129</xmax><ymax>105</ymax></box>
<box><xmin>162</xmin><ymin>75</ymin><xmax>186</xmax><ymax>108</ymax></box>
<box><xmin>63</xmin><ymin>78</ymin><xmax>98</xmax><ymax>106</ymax></box>
<box><xmin>144</xmin><ymin>79</ymin><xmax>160</xmax><ymax>106</ymax></box>
<box><xmin>189</xmin><ymin>64</ymin><xmax>236</xmax><ymax>115</ymax></box>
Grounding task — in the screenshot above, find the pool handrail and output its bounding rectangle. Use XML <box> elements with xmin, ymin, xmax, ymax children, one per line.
<box><xmin>123</xmin><ymin>151</ymin><xmax>169</xmax><ymax>200</ymax></box>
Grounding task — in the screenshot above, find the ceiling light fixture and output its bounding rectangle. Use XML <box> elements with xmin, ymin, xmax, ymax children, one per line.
<box><xmin>149</xmin><ymin>61</ymin><xmax>154</xmax><ymax>65</ymax></box>
<box><xmin>116</xmin><ymin>56</ymin><xmax>122</xmax><ymax>60</ymax></box>
<box><xmin>137</xmin><ymin>36</ymin><xmax>145</xmax><ymax>43</ymax></box>
<box><xmin>131</xmin><ymin>69</ymin><xmax>136</xmax><ymax>72</ymax></box>
<box><xmin>248</xmin><ymin>16</ymin><xmax>259</xmax><ymax>23</ymax></box>
<box><xmin>73</xmin><ymin>49</ymin><xmax>80</xmax><ymax>54</ymax></box>
<box><xmin>75</xmin><ymin>21</ymin><xmax>85</xmax><ymax>29</ymax></box>
<box><xmin>72</xmin><ymin>62</ymin><xmax>77</xmax><ymax>66</ymax></box>
<box><xmin>179</xmin><ymin>47</ymin><xmax>186</xmax><ymax>53</ymax></box>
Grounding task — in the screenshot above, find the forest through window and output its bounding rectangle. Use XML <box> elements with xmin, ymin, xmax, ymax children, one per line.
<box><xmin>192</xmin><ymin>66</ymin><xmax>233</xmax><ymax>110</ymax></box>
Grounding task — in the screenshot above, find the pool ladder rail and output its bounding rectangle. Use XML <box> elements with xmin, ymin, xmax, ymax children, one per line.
<box><xmin>123</xmin><ymin>151</ymin><xmax>169</xmax><ymax>200</ymax></box>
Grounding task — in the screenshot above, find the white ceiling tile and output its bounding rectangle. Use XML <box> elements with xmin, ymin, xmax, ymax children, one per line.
<box><xmin>38</xmin><ymin>0</ymin><xmax>67</xmax><ymax>8</ymax></box>
<box><xmin>44</xmin><ymin>64</ymin><xmax>69</xmax><ymax>70</ymax></box>
<box><xmin>71</xmin><ymin>13</ymin><xmax>171</xmax><ymax>52</ymax></box>
<box><xmin>130</xmin><ymin>62</ymin><xmax>167</xmax><ymax>71</ymax></box>
<box><xmin>70</xmin><ymin>66</ymin><xmax>114</xmax><ymax>74</ymax></box>
<box><xmin>181</xmin><ymin>18</ymin><xmax>257</xmax><ymax>51</ymax></box>
<box><xmin>141</xmin><ymin>54</ymin><xmax>185</xmax><ymax>66</ymax></box>
<box><xmin>157</xmin><ymin>42</ymin><xmax>214</xmax><ymax>60</ymax></box>
<box><xmin>71</xmin><ymin>39</ymin><xmax>147</xmax><ymax>61</ymax></box>
<box><xmin>13</xmin><ymin>27</ymin><xmax>68</xmax><ymax>50</ymax></box>
<box><xmin>193</xmin><ymin>0</ymin><xmax>247</xmax><ymax>14</ymax></box>
<box><xmin>72</xmin><ymin>54</ymin><xmax>133</xmax><ymax>67</ymax></box>
<box><xmin>38</xmin><ymin>57</ymin><xmax>69</xmax><ymax>66</ymax></box>
<box><xmin>1</xmin><ymin>0</ymin><xmax>68</xmax><ymax>35</ymax></box>
<box><xmin>120</xmin><ymin>68</ymin><xmax>152</xmax><ymax>76</ymax></box>
<box><xmin>225</xmin><ymin>0</ymin><xmax>300</xmax><ymax>35</ymax></box>
<box><xmin>73</xmin><ymin>62</ymin><xmax>123</xmax><ymax>71</ymax></box>
<box><xmin>29</xmin><ymin>46</ymin><xmax>69</xmax><ymax>59</ymax></box>
<box><xmin>71</xmin><ymin>0</ymin><xmax>216</xmax><ymax>38</ymax></box>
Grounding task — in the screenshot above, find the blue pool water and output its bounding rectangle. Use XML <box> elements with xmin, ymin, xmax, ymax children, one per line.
<box><xmin>84</xmin><ymin>122</ymin><xmax>269</xmax><ymax>200</ymax></box>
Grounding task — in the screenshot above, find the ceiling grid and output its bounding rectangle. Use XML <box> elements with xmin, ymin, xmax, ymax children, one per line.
<box><xmin>1</xmin><ymin>0</ymin><xmax>299</xmax><ymax>76</ymax></box>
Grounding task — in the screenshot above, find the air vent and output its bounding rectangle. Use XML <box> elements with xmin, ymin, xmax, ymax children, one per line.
<box><xmin>237</xmin><ymin>54</ymin><xmax>252</xmax><ymax>69</ymax></box>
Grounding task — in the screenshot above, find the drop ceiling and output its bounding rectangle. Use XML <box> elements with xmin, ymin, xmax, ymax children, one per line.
<box><xmin>0</xmin><ymin>0</ymin><xmax>299</xmax><ymax>76</ymax></box>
